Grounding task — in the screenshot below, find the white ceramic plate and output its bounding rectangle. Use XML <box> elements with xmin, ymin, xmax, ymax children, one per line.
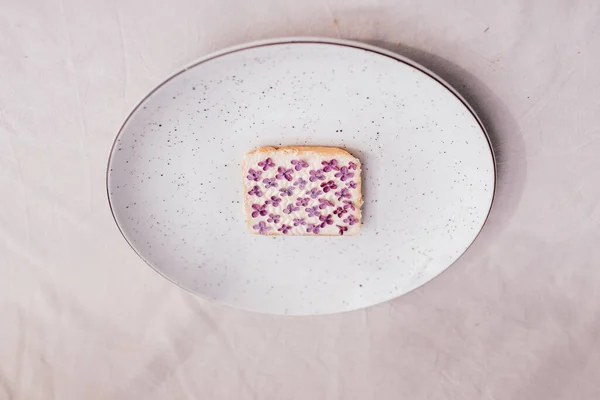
<box><xmin>108</xmin><ymin>38</ymin><xmax>495</xmax><ymax>315</ymax></box>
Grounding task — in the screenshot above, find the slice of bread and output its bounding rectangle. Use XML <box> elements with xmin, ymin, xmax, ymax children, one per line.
<box><xmin>242</xmin><ymin>146</ymin><xmax>362</xmax><ymax>236</ymax></box>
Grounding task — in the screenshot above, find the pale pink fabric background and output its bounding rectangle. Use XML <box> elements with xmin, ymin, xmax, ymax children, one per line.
<box><xmin>1</xmin><ymin>0</ymin><xmax>600</xmax><ymax>399</ymax></box>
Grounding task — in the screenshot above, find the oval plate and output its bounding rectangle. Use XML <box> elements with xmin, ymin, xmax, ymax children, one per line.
<box><xmin>107</xmin><ymin>38</ymin><xmax>495</xmax><ymax>315</ymax></box>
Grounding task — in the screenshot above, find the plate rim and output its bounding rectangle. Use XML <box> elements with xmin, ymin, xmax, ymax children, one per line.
<box><xmin>106</xmin><ymin>37</ymin><xmax>497</xmax><ymax>315</ymax></box>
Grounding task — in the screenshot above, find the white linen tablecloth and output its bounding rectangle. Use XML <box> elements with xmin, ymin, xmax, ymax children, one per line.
<box><xmin>2</xmin><ymin>0</ymin><xmax>600</xmax><ymax>398</ymax></box>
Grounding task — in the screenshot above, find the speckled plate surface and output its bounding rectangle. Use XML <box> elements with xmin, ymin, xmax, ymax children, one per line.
<box><xmin>107</xmin><ymin>38</ymin><xmax>495</xmax><ymax>315</ymax></box>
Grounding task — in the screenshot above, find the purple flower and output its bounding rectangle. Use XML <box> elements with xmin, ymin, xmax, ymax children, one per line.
<box><xmin>343</xmin><ymin>200</ymin><xmax>355</xmax><ymax>211</ymax></box>
<box><xmin>279</xmin><ymin>186</ymin><xmax>295</xmax><ymax>197</ymax></box>
<box><xmin>333</xmin><ymin>206</ymin><xmax>348</xmax><ymax>218</ymax></box>
<box><xmin>278</xmin><ymin>224</ymin><xmax>292</xmax><ymax>234</ymax></box>
<box><xmin>337</xmin><ymin>225</ymin><xmax>349</xmax><ymax>235</ymax></box>
<box><xmin>253</xmin><ymin>221</ymin><xmax>271</xmax><ymax>235</ymax></box>
<box><xmin>267</xmin><ymin>213</ymin><xmax>280</xmax><ymax>223</ymax></box>
<box><xmin>335</xmin><ymin>187</ymin><xmax>351</xmax><ymax>201</ymax></box>
<box><xmin>283</xmin><ymin>204</ymin><xmax>300</xmax><ymax>214</ymax></box>
<box><xmin>265</xmin><ymin>196</ymin><xmax>281</xmax><ymax>207</ymax></box>
<box><xmin>305</xmin><ymin>206</ymin><xmax>321</xmax><ymax>217</ymax></box>
<box><xmin>306</xmin><ymin>224</ymin><xmax>320</xmax><ymax>234</ymax></box>
<box><xmin>346</xmin><ymin>181</ymin><xmax>357</xmax><ymax>189</ymax></box>
<box><xmin>319</xmin><ymin>213</ymin><xmax>333</xmax><ymax>228</ymax></box>
<box><xmin>293</xmin><ymin>217</ymin><xmax>306</xmax><ymax>226</ymax></box>
<box><xmin>251</xmin><ymin>203</ymin><xmax>268</xmax><ymax>218</ymax></box>
<box><xmin>348</xmin><ymin>162</ymin><xmax>357</xmax><ymax>170</ymax></box>
<box><xmin>318</xmin><ymin>198</ymin><xmax>334</xmax><ymax>209</ymax></box>
<box><xmin>296</xmin><ymin>197</ymin><xmax>310</xmax><ymax>207</ymax></box>
<box><xmin>262</xmin><ymin>178</ymin><xmax>278</xmax><ymax>189</ymax></box>
<box><xmin>343</xmin><ymin>215</ymin><xmax>358</xmax><ymax>226</ymax></box>
<box><xmin>321</xmin><ymin>159</ymin><xmax>339</xmax><ymax>172</ymax></box>
<box><xmin>320</xmin><ymin>180</ymin><xmax>337</xmax><ymax>193</ymax></box>
<box><xmin>291</xmin><ymin>159</ymin><xmax>309</xmax><ymax>171</ymax></box>
<box><xmin>258</xmin><ymin>157</ymin><xmax>275</xmax><ymax>171</ymax></box>
<box><xmin>293</xmin><ymin>177</ymin><xmax>307</xmax><ymax>190</ymax></box>
<box><xmin>248</xmin><ymin>185</ymin><xmax>262</xmax><ymax>197</ymax></box>
<box><xmin>306</xmin><ymin>188</ymin><xmax>323</xmax><ymax>199</ymax></box>
<box><xmin>247</xmin><ymin>168</ymin><xmax>262</xmax><ymax>181</ymax></box>
<box><xmin>308</xmin><ymin>169</ymin><xmax>325</xmax><ymax>182</ymax></box>
<box><xmin>276</xmin><ymin>167</ymin><xmax>294</xmax><ymax>181</ymax></box>
<box><xmin>334</xmin><ymin>166</ymin><xmax>354</xmax><ymax>182</ymax></box>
